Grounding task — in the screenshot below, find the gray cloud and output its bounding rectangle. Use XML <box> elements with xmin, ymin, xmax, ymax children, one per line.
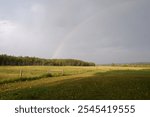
<box><xmin>0</xmin><ymin>0</ymin><xmax>150</xmax><ymax>63</ymax></box>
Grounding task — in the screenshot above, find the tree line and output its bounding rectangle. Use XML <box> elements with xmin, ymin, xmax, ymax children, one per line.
<box><xmin>0</xmin><ymin>54</ymin><xmax>95</xmax><ymax>66</ymax></box>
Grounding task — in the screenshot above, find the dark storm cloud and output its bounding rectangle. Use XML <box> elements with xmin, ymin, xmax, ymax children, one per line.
<box><xmin>0</xmin><ymin>0</ymin><xmax>150</xmax><ymax>63</ymax></box>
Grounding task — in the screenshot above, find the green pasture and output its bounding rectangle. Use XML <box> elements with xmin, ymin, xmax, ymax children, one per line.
<box><xmin>0</xmin><ymin>66</ymin><xmax>150</xmax><ymax>99</ymax></box>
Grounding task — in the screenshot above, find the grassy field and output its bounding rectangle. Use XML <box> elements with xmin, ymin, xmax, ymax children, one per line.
<box><xmin>0</xmin><ymin>66</ymin><xmax>150</xmax><ymax>100</ymax></box>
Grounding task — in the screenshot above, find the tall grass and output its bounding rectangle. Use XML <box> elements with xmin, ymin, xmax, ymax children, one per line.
<box><xmin>0</xmin><ymin>66</ymin><xmax>95</xmax><ymax>84</ymax></box>
<box><xmin>0</xmin><ymin>73</ymin><xmax>53</xmax><ymax>84</ymax></box>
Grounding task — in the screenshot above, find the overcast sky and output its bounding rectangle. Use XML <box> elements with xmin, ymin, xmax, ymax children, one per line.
<box><xmin>0</xmin><ymin>0</ymin><xmax>150</xmax><ymax>64</ymax></box>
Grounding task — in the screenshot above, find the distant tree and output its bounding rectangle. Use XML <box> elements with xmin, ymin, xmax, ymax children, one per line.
<box><xmin>0</xmin><ymin>54</ymin><xmax>95</xmax><ymax>66</ymax></box>
<box><xmin>111</xmin><ymin>63</ymin><xmax>116</xmax><ymax>66</ymax></box>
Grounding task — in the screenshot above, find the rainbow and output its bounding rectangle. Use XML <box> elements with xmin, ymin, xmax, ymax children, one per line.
<box><xmin>51</xmin><ymin>1</ymin><xmax>132</xmax><ymax>58</ymax></box>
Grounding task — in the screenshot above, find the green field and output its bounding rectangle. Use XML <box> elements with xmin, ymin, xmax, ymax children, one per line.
<box><xmin>0</xmin><ymin>66</ymin><xmax>150</xmax><ymax>100</ymax></box>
